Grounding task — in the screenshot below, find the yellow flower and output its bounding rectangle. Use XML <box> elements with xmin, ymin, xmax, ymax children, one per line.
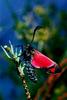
<box><xmin>34</xmin><ymin>28</ymin><xmax>50</xmax><ymax>41</ymax></box>
<box><xmin>33</xmin><ymin>5</ymin><xmax>46</xmax><ymax>16</ymax></box>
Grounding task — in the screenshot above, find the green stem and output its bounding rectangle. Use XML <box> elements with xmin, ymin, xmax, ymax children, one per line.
<box><xmin>16</xmin><ymin>64</ymin><xmax>32</xmax><ymax>100</ymax></box>
<box><xmin>21</xmin><ymin>76</ymin><xmax>32</xmax><ymax>100</ymax></box>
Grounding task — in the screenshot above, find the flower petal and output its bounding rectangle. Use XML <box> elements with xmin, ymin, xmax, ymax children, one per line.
<box><xmin>9</xmin><ymin>40</ymin><xmax>14</xmax><ymax>54</ymax></box>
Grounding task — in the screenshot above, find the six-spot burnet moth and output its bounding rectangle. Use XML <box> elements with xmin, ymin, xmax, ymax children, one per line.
<box><xmin>17</xmin><ymin>26</ymin><xmax>61</xmax><ymax>82</ymax></box>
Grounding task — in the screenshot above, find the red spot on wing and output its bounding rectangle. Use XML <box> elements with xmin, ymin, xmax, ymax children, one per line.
<box><xmin>49</xmin><ymin>67</ymin><xmax>56</xmax><ymax>73</ymax></box>
<box><xmin>31</xmin><ymin>50</ymin><xmax>56</xmax><ymax>68</ymax></box>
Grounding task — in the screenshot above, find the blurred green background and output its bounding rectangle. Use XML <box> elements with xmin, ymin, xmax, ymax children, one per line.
<box><xmin>0</xmin><ymin>0</ymin><xmax>67</xmax><ymax>100</ymax></box>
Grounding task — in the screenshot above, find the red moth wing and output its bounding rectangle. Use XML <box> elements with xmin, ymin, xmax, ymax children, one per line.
<box><xmin>31</xmin><ymin>50</ymin><xmax>56</xmax><ymax>69</ymax></box>
<box><xmin>47</xmin><ymin>66</ymin><xmax>56</xmax><ymax>74</ymax></box>
<box><xmin>49</xmin><ymin>67</ymin><xmax>55</xmax><ymax>73</ymax></box>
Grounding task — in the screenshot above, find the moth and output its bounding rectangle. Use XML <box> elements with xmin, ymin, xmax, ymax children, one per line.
<box><xmin>18</xmin><ymin>26</ymin><xmax>61</xmax><ymax>82</ymax></box>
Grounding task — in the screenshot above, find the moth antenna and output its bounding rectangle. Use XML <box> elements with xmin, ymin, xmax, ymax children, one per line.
<box><xmin>30</xmin><ymin>26</ymin><xmax>43</xmax><ymax>45</ymax></box>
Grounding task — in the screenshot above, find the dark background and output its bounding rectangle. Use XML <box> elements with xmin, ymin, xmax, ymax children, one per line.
<box><xmin>0</xmin><ymin>0</ymin><xmax>67</xmax><ymax>100</ymax></box>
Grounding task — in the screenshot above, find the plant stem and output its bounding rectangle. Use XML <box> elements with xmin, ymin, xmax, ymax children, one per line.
<box><xmin>21</xmin><ymin>76</ymin><xmax>32</xmax><ymax>100</ymax></box>
<box><xmin>17</xmin><ymin>66</ymin><xmax>32</xmax><ymax>100</ymax></box>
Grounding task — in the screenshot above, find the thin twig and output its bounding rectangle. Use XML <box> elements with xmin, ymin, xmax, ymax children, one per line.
<box><xmin>19</xmin><ymin>75</ymin><xmax>32</xmax><ymax>100</ymax></box>
<box><xmin>17</xmin><ymin>66</ymin><xmax>32</xmax><ymax>100</ymax></box>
